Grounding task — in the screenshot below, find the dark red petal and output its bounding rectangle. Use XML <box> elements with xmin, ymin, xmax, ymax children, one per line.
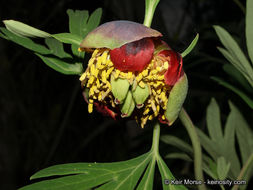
<box><xmin>161</xmin><ymin>50</ymin><xmax>184</xmax><ymax>86</ymax></box>
<box><xmin>110</xmin><ymin>38</ymin><xmax>154</xmax><ymax>72</ymax></box>
<box><xmin>94</xmin><ymin>102</ymin><xmax>117</xmax><ymax>120</ymax></box>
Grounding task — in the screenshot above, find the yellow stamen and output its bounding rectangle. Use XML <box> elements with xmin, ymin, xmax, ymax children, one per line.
<box><xmin>114</xmin><ymin>70</ymin><xmax>120</xmax><ymax>79</ymax></box>
<box><xmin>164</xmin><ymin>61</ymin><xmax>169</xmax><ymax>69</ymax></box>
<box><xmin>139</xmin><ymin>81</ymin><xmax>146</xmax><ymax>88</ymax></box>
<box><xmin>143</xmin><ymin>107</ymin><xmax>150</xmax><ymax>115</ymax></box>
<box><xmin>142</xmin><ymin>69</ymin><xmax>148</xmax><ymax>77</ymax></box>
<box><xmin>92</xmin><ymin>49</ymin><xmax>99</xmax><ymax>57</ymax></box>
<box><xmin>79</xmin><ymin>73</ymin><xmax>87</xmax><ymax>81</ymax></box>
<box><xmin>88</xmin><ymin>103</ymin><xmax>93</xmax><ymax>113</ymax></box>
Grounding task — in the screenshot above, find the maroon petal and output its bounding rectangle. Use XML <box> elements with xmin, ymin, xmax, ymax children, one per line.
<box><xmin>80</xmin><ymin>20</ymin><xmax>162</xmax><ymax>50</ymax></box>
<box><xmin>109</xmin><ymin>38</ymin><xmax>154</xmax><ymax>72</ymax></box>
<box><xmin>94</xmin><ymin>102</ymin><xmax>117</xmax><ymax>120</ymax></box>
<box><xmin>158</xmin><ymin>115</ymin><xmax>169</xmax><ymax>125</ymax></box>
<box><xmin>160</xmin><ymin>50</ymin><xmax>184</xmax><ymax>86</ymax></box>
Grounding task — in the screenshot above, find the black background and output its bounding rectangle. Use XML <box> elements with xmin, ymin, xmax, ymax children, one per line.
<box><xmin>0</xmin><ymin>0</ymin><xmax>251</xmax><ymax>189</ymax></box>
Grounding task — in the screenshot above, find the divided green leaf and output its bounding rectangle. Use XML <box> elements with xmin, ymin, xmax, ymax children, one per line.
<box><xmin>67</xmin><ymin>8</ymin><xmax>102</xmax><ymax>58</ymax></box>
<box><xmin>1</xmin><ymin>8</ymin><xmax>103</xmax><ymax>75</ymax></box>
<box><xmin>214</xmin><ymin>25</ymin><xmax>253</xmax><ymax>87</ymax></box>
<box><xmin>20</xmin><ymin>150</ymin><xmax>187</xmax><ymax>190</ymax></box>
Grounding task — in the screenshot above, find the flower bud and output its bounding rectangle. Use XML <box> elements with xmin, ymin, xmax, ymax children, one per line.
<box><xmin>79</xmin><ymin>21</ymin><xmax>189</xmax><ymax>128</ymax></box>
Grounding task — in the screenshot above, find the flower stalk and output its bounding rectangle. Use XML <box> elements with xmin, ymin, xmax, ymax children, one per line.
<box><xmin>151</xmin><ymin>121</ymin><xmax>160</xmax><ymax>155</ymax></box>
<box><xmin>143</xmin><ymin>0</ymin><xmax>160</xmax><ymax>27</ymax></box>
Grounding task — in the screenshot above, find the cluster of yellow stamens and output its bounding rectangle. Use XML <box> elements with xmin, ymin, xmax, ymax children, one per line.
<box><xmin>79</xmin><ymin>48</ymin><xmax>172</xmax><ymax>127</ymax></box>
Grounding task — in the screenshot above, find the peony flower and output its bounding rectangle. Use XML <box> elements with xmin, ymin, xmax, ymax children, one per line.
<box><xmin>79</xmin><ymin>21</ymin><xmax>188</xmax><ymax>128</ymax></box>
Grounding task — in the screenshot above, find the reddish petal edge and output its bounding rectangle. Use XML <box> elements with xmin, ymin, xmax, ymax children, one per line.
<box><xmin>82</xmin><ymin>90</ymin><xmax>117</xmax><ymax>120</ymax></box>
<box><xmin>161</xmin><ymin>50</ymin><xmax>184</xmax><ymax>86</ymax></box>
<box><xmin>158</xmin><ymin>115</ymin><xmax>174</xmax><ymax>126</ymax></box>
<box><xmin>94</xmin><ymin>102</ymin><xmax>117</xmax><ymax>120</ymax></box>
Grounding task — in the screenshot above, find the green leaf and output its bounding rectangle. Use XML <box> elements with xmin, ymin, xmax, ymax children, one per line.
<box><xmin>217</xmin><ymin>157</ymin><xmax>230</xmax><ymax>180</ymax></box>
<box><xmin>71</xmin><ymin>44</ymin><xmax>85</xmax><ymax>59</ymax></box>
<box><xmin>21</xmin><ymin>173</ymin><xmax>110</xmax><ymax>190</ymax></box>
<box><xmin>202</xmin><ymin>158</ymin><xmax>218</xmax><ymax>180</ymax></box>
<box><xmin>52</xmin><ymin>33</ymin><xmax>82</xmax><ymax>46</ymax></box>
<box><xmin>157</xmin><ymin>155</ymin><xmax>187</xmax><ymax>190</ymax></box>
<box><xmin>223</xmin><ymin>102</ymin><xmax>241</xmax><ymax>179</ymax></box>
<box><xmin>21</xmin><ymin>153</ymin><xmax>151</xmax><ymax>190</ymax></box>
<box><xmin>20</xmin><ymin>121</ymin><xmax>188</xmax><ymax>190</ymax></box>
<box><xmin>0</xmin><ymin>27</ymin><xmax>50</xmax><ymax>54</ymax></box>
<box><xmin>3</xmin><ymin>20</ymin><xmax>82</xmax><ymax>46</ymax></box>
<box><xmin>3</xmin><ymin>20</ymin><xmax>51</xmax><ymax>38</ymax></box>
<box><xmin>35</xmin><ymin>54</ymin><xmax>83</xmax><ymax>75</ymax></box>
<box><xmin>246</xmin><ymin>0</ymin><xmax>253</xmax><ymax>63</ymax></box>
<box><xmin>96</xmin><ymin>155</ymin><xmax>150</xmax><ymax>190</ymax></box>
<box><xmin>67</xmin><ymin>9</ymin><xmax>89</xmax><ymax>37</ymax></box>
<box><xmin>223</xmin><ymin>64</ymin><xmax>253</xmax><ymax>94</ymax></box>
<box><xmin>136</xmin><ymin>158</ymin><xmax>156</xmax><ymax>190</ymax></box>
<box><xmin>217</xmin><ymin>47</ymin><xmax>250</xmax><ymax>82</ymax></box>
<box><xmin>229</xmin><ymin>102</ymin><xmax>253</xmax><ymax>165</ymax></box>
<box><xmin>206</xmin><ymin>98</ymin><xmax>223</xmax><ymax>143</ymax></box>
<box><xmin>45</xmin><ymin>38</ymin><xmax>72</xmax><ymax>58</ymax></box>
<box><xmin>67</xmin><ymin>9</ymin><xmax>88</xmax><ymax>58</ymax></box>
<box><xmin>206</xmin><ymin>158</ymin><xmax>218</xmax><ymax>179</ymax></box>
<box><xmin>67</xmin><ymin>8</ymin><xmax>102</xmax><ymax>58</ymax></box>
<box><xmin>196</xmin><ymin>128</ymin><xmax>220</xmax><ymax>161</ymax></box>
<box><xmin>181</xmin><ymin>33</ymin><xmax>199</xmax><ymax>58</ymax></box>
<box><xmin>165</xmin><ymin>153</ymin><xmax>192</xmax><ymax>162</ymax></box>
<box><xmin>86</xmin><ymin>8</ymin><xmax>102</xmax><ymax>37</ymax></box>
<box><xmin>214</xmin><ymin>25</ymin><xmax>253</xmax><ymax>85</ymax></box>
<box><xmin>0</xmin><ymin>30</ymin><xmax>8</xmax><ymax>40</ymax></box>
<box><xmin>211</xmin><ymin>76</ymin><xmax>253</xmax><ymax>109</ymax></box>
<box><xmin>32</xmin><ymin>153</ymin><xmax>151</xmax><ymax>180</ymax></box>
<box><xmin>161</xmin><ymin>135</ymin><xmax>193</xmax><ymax>155</ymax></box>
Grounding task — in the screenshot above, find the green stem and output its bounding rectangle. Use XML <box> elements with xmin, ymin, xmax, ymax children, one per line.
<box><xmin>179</xmin><ymin>108</ymin><xmax>207</xmax><ymax>190</ymax></box>
<box><xmin>232</xmin><ymin>153</ymin><xmax>253</xmax><ymax>190</ymax></box>
<box><xmin>220</xmin><ymin>184</ymin><xmax>225</xmax><ymax>190</ymax></box>
<box><xmin>232</xmin><ymin>0</ymin><xmax>246</xmax><ymax>14</ymax></box>
<box><xmin>151</xmin><ymin>121</ymin><xmax>160</xmax><ymax>155</ymax></box>
<box><xmin>143</xmin><ymin>0</ymin><xmax>160</xmax><ymax>27</ymax></box>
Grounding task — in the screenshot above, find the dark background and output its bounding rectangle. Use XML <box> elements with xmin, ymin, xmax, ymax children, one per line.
<box><xmin>0</xmin><ymin>0</ymin><xmax>251</xmax><ymax>189</ymax></box>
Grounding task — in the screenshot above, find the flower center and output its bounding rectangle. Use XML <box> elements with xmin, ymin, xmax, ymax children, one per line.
<box><xmin>79</xmin><ymin>48</ymin><xmax>172</xmax><ymax>127</ymax></box>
